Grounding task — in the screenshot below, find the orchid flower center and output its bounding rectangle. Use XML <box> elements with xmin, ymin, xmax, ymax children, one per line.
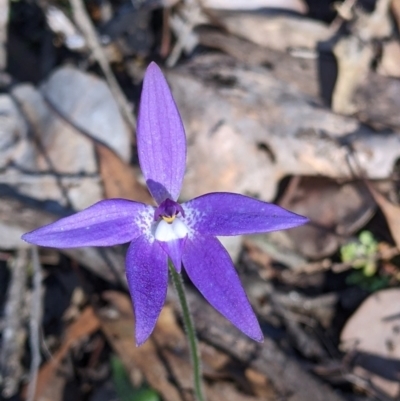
<box><xmin>154</xmin><ymin>199</ymin><xmax>188</xmax><ymax>243</ymax></box>
<box><xmin>154</xmin><ymin>198</ymin><xmax>185</xmax><ymax>223</ymax></box>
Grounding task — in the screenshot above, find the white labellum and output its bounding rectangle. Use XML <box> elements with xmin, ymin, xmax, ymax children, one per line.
<box><xmin>155</xmin><ymin>218</ymin><xmax>188</xmax><ymax>242</ymax></box>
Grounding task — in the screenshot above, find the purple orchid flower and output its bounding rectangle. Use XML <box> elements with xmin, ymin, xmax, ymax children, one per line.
<box><xmin>22</xmin><ymin>62</ymin><xmax>308</xmax><ymax>346</ymax></box>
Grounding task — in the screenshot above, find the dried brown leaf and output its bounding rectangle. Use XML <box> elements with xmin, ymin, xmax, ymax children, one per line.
<box><xmin>245</xmin><ymin>369</ymin><xmax>275</xmax><ymax>399</ymax></box>
<box><xmin>366</xmin><ymin>182</ymin><xmax>400</xmax><ymax>249</ymax></box>
<box><xmin>98</xmin><ymin>292</ymin><xmax>183</xmax><ymax>401</ymax></box>
<box><xmin>100</xmin><ymin>292</ymin><xmax>269</xmax><ymax>401</ymax></box>
<box><xmin>27</xmin><ymin>307</ymin><xmax>100</xmax><ymax>400</ymax></box>
<box><xmin>95</xmin><ymin>143</ymin><xmax>152</xmax><ymax>203</ymax></box>
<box><xmin>280</xmin><ymin>177</ymin><xmax>375</xmax><ymax>259</ymax></box>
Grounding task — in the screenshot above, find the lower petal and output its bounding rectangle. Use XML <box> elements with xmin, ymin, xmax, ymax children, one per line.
<box><xmin>182</xmin><ymin>235</ymin><xmax>263</xmax><ymax>342</ymax></box>
<box><xmin>157</xmin><ymin>237</ymin><xmax>186</xmax><ymax>272</ymax></box>
<box><xmin>125</xmin><ymin>235</ymin><xmax>168</xmax><ymax>346</ymax></box>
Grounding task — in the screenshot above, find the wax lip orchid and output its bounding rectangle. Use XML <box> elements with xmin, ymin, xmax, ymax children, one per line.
<box><xmin>22</xmin><ymin>62</ymin><xmax>308</xmax><ymax>346</ymax></box>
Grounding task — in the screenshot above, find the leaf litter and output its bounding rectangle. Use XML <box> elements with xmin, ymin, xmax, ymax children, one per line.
<box><xmin>1</xmin><ymin>0</ymin><xmax>400</xmax><ymax>400</ymax></box>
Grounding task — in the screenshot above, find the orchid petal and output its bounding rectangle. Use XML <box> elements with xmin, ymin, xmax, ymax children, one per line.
<box><xmin>183</xmin><ymin>192</ymin><xmax>308</xmax><ymax>236</ymax></box>
<box><xmin>182</xmin><ymin>235</ymin><xmax>263</xmax><ymax>342</ymax></box>
<box><xmin>157</xmin><ymin>238</ymin><xmax>186</xmax><ymax>273</ymax></box>
<box><xmin>22</xmin><ymin>199</ymin><xmax>153</xmax><ymax>248</ymax></box>
<box><xmin>126</xmin><ymin>235</ymin><xmax>168</xmax><ymax>346</ymax></box>
<box><xmin>155</xmin><ymin>218</ymin><xmax>188</xmax><ymax>272</ymax></box>
<box><xmin>137</xmin><ymin>62</ymin><xmax>186</xmax><ymax>204</ymax></box>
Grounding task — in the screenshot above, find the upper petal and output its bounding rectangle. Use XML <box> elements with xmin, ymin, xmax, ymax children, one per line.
<box><xmin>182</xmin><ymin>235</ymin><xmax>263</xmax><ymax>342</ymax></box>
<box><xmin>137</xmin><ymin>62</ymin><xmax>186</xmax><ymax>204</ymax></box>
<box><xmin>22</xmin><ymin>199</ymin><xmax>153</xmax><ymax>248</ymax></box>
<box><xmin>182</xmin><ymin>192</ymin><xmax>308</xmax><ymax>236</ymax></box>
<box><xmin>126</xmin><ymin>235</ymin><xmax>168</xmax><ymax>346</ymax></box>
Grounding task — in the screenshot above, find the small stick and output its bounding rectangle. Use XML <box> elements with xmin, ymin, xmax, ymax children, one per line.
<box><xmin>0</xmin><ymin>249</ymin><xmax>29</xmax><ymax>398</ymax></box>
<box><xmin>0</xmin><ymin>0</ymin><xmax>8</xmax><ymax>70</ymax></box>
<box><xmin>26</xmin><ymin>247</ymin><xmax>43</xmax><ymax>401</ymax></box>
<box><xmin>69</xmin><ymin>0</ymin><xmax>136</xmax><ymax>131</ymax></box>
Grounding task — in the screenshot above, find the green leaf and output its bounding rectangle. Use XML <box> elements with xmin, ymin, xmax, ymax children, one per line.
<box><xmin>363</xmin><ymin>261</ymin><xmax>377</xmax><ymax>277</ymax></box>
<box><xmin>111</xmin><ymin>355</ymin><xmax>159</xmax><ymax>401</ymax></box>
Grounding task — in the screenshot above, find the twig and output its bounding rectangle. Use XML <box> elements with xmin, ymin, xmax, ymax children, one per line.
<box><xmin>0</xmin><ymin>0</ymin><xmax>8</xmax><ymax>70</ymax></box>
<box><xmin>332</xmin><ymin>245</ymin><xmax>400</xmax><ymax>273</ymax></box>
<box><xmin>166</xmin><ymin>0</ymin><xmax>205</xmax><ymax>67</ymax></box>
<box><xmin>26</xmin><ymin>247</ymin><xmax>43</xmax><ymax>401</ymax></box>
<box><xmin>0</xmin><ymin>249</ymin><xmax>29</xmax><ymax>398</ymax></box>
<box><xmin>330</xmin><ymin>0</ymin><xmax>358</xmax><ymax>33</ymax></box>
<box><xmin>69</xmin><ymin>0</ymin><xmax>136</xmax><ymax>131</ymax></box>
<box><xmin>160</xmin><ymin>7</ymin><xmax>172</xmax><ymax>59</ymax></box>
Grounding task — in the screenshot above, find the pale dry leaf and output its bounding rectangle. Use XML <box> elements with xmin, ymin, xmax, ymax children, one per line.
<box><xmin>168</xmin><ymin>55</ymin><xmax>400</xmax><ymax>202</ymax></box>
<box><xmin>392</xmin><ymin>0</ymin><xmax>400</xmax><ymax>30</ymax></box>
<box><xmin>0</xmin><ymin>95</ymin><xmax>28</xmax><ymax>168</ymax></box>
<box><xmin>0</xmin><ymin>0</ymin><xmax>8</xmax><ymax>70</ymax></box>
<box><xmin>332</xmin><ymin>36</ymin><xmax>374</xmax><ymax>115</ymax></box>
<box><xmin>332</xmin><ymin>0</ymin><xmax>393</xmax><ymax>114</ymax></box>
<box><xmin>377</xmin><ymin>40</ymin><xmax>400</xmax><ymax>78</ymax></box>
<box><xmin>354</xmin><ymin>0</ymin><xmax>393</xmax><ymax>41</ymax></box>
<box><xmin>10</xmin><ymin>84</ymin><xmax>103</xmax><ymax>210</ymax></box>
<box><xmin>340</xmin><ymin>288</ymin><xmax>400</xmax><ymax>397</ymax></box>
<box><xmin>45</xmin><ymin>6</ymin><xmax>86</xmax><ymax>51</ymax></box>
<box><xmin>207</xmin><ymin>11</ymin><xmax>329</xmax><ymax>51</ymax></box>
<box><xmin>41</xmin><ymin>66</ymin><xmax>131</xmax><ymax>162</ymax></box>
<box><xmin>199</xmin><ymin>0</ymin><xmax>307</xmax><ymax>13</ymax></box>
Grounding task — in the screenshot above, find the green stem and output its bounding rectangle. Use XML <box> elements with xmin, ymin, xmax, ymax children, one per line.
<box><xmin>169</xmin><ymin>262</ymin><xmax>206</xmax><ymax>401</ymax></box>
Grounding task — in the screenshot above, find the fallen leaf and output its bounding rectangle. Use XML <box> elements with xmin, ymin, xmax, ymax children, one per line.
<box><xmin>100</xmin><ymin>292</ymin><xmax>271</xmax><ymax>401</ymax></box>
<box><xmin>207</xmin><ymin>11</ymin><xmax>329</xmax><ymax>51</ymax></box>
<box><xmin>332</xmin><ymin>36</ymin><xmax>374</xmax><ymax>115</ymax></box>
<box><xmin>392</xmin><ymin>0</ymin><xmax>400</xmax><ymax>30</ymax></box>
<box><xmin>41</xmin><ymin>66</ymin><xmax>131</xmax><ymax>162</ymax></box>
<box><xmin>353</xmin><ymin>0</ymin><xmax>393</xmax><ymax>41</ymax></box>
<box><xmin>245</xmin><ymin>369</ymin><xmax>275</xmax><ymax>399</ymax></box>
<box><xmin>168</xmin><ymin>55</ymin><xmax>400</xmax><ymax>202</ymax></box>
<box><xmin>99</xmin><ymin>292</ymin><xmax>184</xmax><ymax>401</ymax></box>
<box><xmin>26</xmin><ymin>307</ymin><xmax>100</xmax><ymax>400</ymax></box>
<box><xmin>199</xmin><ymin>0</ymin><xmax>308</xmax><ymax>13</ymax></box>
<box><xmin>377</xmin><ymin>40</ymin><xmax>400</xmax><ymax>78</ymax></box>
<box><xmin>36</xmin><ymin>371</ymin><xmax>68</xmax><ymax>401</ymax></box>
<box><xmin>95</xmin><ymin>143</ymin><xmax>152</xmax><ymax>202</ymax></box>
<box><xmin>340</xmin><ymin>288</ymin><xmax>400</xmax><ymax>397</ymax></box>
<box><xmin>280</xmin><ymin>177</ymin><xmax>375</xmax><ymax>259</ymax></box>
<box><xmin>366</xmin><ymin>182</ymin><xmax>400</xmax><ymax>249</ymax></box>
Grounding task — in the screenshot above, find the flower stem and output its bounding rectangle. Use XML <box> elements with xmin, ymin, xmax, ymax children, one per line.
<box><xmin>168</xmin><ymin>262</ymin><xmax>206</xmax><ymax>401</ymax></box>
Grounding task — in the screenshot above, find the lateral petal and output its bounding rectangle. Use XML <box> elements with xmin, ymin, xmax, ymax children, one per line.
<box><xmin>137</xmin><ymin>62</ymin><xmax>186</xmax><ymax>204</ymax></box>
<box><xmin>126</xmin><ymin>235</ymin><xmax>168</xmax><ymax>346</ymax></box>
<box><xmin>182</xmin><ymin>235</ymin><xmax>263</xmax><ymax>342</ymax></box>
<box><xmin>183</xmin><ymin>192</ymin><xmax>308</xmax><ymax>236</ymax></box>
<box><xmin>22</xmin><ymin>199</ymin><xmax>153</xmax><ymax>248</ymax></box>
